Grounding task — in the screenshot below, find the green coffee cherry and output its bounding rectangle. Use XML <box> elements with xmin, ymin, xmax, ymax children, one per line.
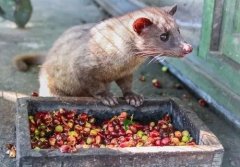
<box><xmin>55</xmin><ymin>125</ymin><xmax>63</xmax><ymax>133</ymax></box>
<box><xmin>181</xmin><ymin>136</ymin><xmax>189</xmax><ymax>143</ymax></box>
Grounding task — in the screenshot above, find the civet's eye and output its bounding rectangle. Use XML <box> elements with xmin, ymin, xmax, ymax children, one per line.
<box><xmin>160</xmin><ymin>32</ymin><xmax>169</xmax><ymax>42</ymax></box>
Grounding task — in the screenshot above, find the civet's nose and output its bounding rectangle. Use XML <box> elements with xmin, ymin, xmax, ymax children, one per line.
<box><xmin>181</xmin><ymin>43</ymin><xmax>193</xmax><ymax>55</ymax></box>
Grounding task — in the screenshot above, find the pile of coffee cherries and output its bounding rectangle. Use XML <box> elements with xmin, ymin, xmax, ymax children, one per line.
<box><xmin>29</xmin><ymin>109</ymin><xmax>196</xmax><ymax>153</ymax></box>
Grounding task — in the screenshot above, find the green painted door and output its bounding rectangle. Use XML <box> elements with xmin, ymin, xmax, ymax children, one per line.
<box><xmin>221</xmin><ymin>0</ymin><xmax>240</xmax><ymax>63</ymax></box>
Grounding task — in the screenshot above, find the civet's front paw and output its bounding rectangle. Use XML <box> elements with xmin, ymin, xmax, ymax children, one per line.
<box><xmin>97</xmin><ymin>93</ymin><xmax>118</xmax><ymax>106</ymax></box>
<box><xmin>124</xmin><ymin>92</ymin><xmax>144</xmax><ymax>107</ymax></box>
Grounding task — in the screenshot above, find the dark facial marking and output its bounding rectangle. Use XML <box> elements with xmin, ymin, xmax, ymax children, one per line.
<box><xmin>177</xmin><ymin>27</ymin><xmax>180</xmax><ymax>34</ymax></box>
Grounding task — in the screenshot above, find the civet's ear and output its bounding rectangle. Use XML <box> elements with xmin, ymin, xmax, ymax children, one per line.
<box><xmin>162</xmin><ymin>4</ymin><xmax>177</xmax><ymax>16</ymax></box>
<box><xmin>133</xmin><ymin>17</ymin><xmax>153</xmax><ymax>35</ymax></box>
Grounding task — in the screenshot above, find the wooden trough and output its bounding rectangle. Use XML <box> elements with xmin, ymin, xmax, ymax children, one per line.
<box><xmin>16</xmin><ymin>97</ymin><xmax>224</xmax><ymax>167</ymax></box>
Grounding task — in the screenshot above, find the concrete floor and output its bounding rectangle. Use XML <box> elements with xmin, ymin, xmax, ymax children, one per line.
<box><xmin>0</xmin><ymin>0</ymin><xmax>240</xmax><ymax>166</ymax></box>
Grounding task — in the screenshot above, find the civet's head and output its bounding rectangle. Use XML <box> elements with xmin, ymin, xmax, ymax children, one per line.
<box><xmin>132</xmin><ymin>5</ymin><xmax>192</xmax><ymax>58</ymax></box>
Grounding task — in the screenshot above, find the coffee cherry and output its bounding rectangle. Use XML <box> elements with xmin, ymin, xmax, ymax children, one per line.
<box><xmin>78</xmin><ymin>113</ymin><xmax>88</xmax><ymax>122</ymax></box>
<box><xmin>179</xmin><ymin>142</ymin><xmax>186</xmax><ymax>146</ymax></box>
<box><xmin>112</xmin><ymin>119</ymin><xmax>119</xmax><ymax>126</ymax></box>
<box><xmin>119</xmin><ymin>141</ymin><xmax>129</xmax><ymax>148</ymax></box>
<box><xmin>141</xmin><ymin>135</ymin><xmax>148</xmax><ymax>142</ymax></box>
<box><xmin>110</xmin><ymin>138</ymin><xmax>118</xmax><ymax>145</ymax></box>
<box><xmin>85</xmin><ymin>122</ymin><xmax>91</xmax><ymax>128</ymax></box>
<box><xmin>182</xmin><ymin>130</ymin><xmax>190</xmax><ymax>137</ymax></box>
<box><xmin>67</xmin><ymin>122</ymin><xmax>74</xmax><ymax>129</ymax></box>
<box><xmin>153</xmin><ymin>126</ymin><xmax>160</xmax><ymax>131</ymax></box>
<box><xmin>63</xmin><ymin>125</ymin><xmax>71</xmax><ymax>133</ymax></box>
<box><xmin>40</xmin><ymin>131</ymin><xmax>45</xmax><ymax>137</ymax></box>
<box><xmin>147</xmin><ymin>137</ymin><xmax>155</xmax><ymax>144</ymax></box>
<box><xmin>95</xmin><ymin>135</ymin><xmax>102</xmax><ymax>144</ymax></box>
<box><xmin>30</xmin><ymin>124</ymin><xmax>36</xmax><ymax>133</ymax></box>
<box><xmin>149</xmin><ymin>122</ymin><xmax>155</xmax><ymax>127</ymax></box>
<box><xmin>139</xmin><ymin>75</ymin><xmax>146</xmax><ymax>82</ymax></box>
<box><xmin>56</xmin><ymin>139</ymin><xmax>64</xmax><ymax>146</ymax></box>
<box><xmin>163</xmin><ymin>114</ymin><xmax>171</xmax><ymax>122</ymax></box>
<box><xmin>171</xmin><ymin>137</ymin><xmax>180</xmax><ymax>145</ymax></box>
<box><xmin>136</xmin><ymin>142</ymin><xmax>144</xmax><ymax>147</ymax></box>
<box><xmin>28</xmin><ymin>115</ymin><xmax>34</xmax><ymax>120</ymax></box>
<box><xmin>161</xmin><ymin>137</ymin><xmax>170</xmax><ymax>145</ymax></box>
<box><xmin>108</xmin><ymin>126</ymin><xmax>114</xmax><ymax>132</ymax></box>
<box><xmin>110</xmin><ymin>131</ymin><xmax>118</xmax><ymax>138</ymax></box>
<box><xmin>59</xmin><ymin>145</ymin><xmax>72</xmax><ymax>153</ymax></box>
<box><xmin>59</xmin><ymin>108</ymin><xmax>66</xmax><ymax>114</ymax></box>
<box><xmin>39</xmin><ymin>124</ymin><xmax>46</xmax><ymax>130</ymax></box>
<box><xmin>161</xmin><ymin>132</ymin><xmax>168</xmax><ymax>138</ymax></box>
<box><xmin>158</xmin><ymin>120</ymin><xmax>166</xmax><ymax>126</ymax></box>
<box><xmin>49</xmin><ymin>137</ymin><xmax>56</xmax><ymax>146</ymax></box>
<box><xmin>155</xmin><ymin>139</ymin><xmax>161</xmax><ymax>146</ymax></box>
<box><xmin>34</xmin><ymin>129</ymin><xmax>40</xmax><ymax>136</ymax></box>
<box><xmin>89</xmin><ymin>117</ymin><xmax>96</xmax><ymax>124</ymax></box>
<box><xmin>31</xmin><ymin>92</ymin><xmax>39</xmax><ymax>97</ymax></box>
<box><xmin>161</xmin><ymin>66</ymin><xmax>168</xmax><ymax>72</ymax></box>
<box><xmin>137</xmin><ymin>130</ymin><xmax>144</xmax><ymax>138</ymax></box>
<box><xmin>126</xmin><ymin>130</ymin><xmax>133</xmax><ymax>135</ymax></box>
<box><xmin>150</xmin><ymin>130</ymin><xmax>159</xmax><ymax>138</ymax></box>
<box><xmin>43</xmin><ymin>114</ymin><xmax>53</xmax><ymax>126</ymax></box>
<box><xmin>198</xmin><ymin>99</ymin><xmax>207</xmax><ymax>107</ymax></box>
<box><xmin>86</xmin><ymin>137</ymin><xmax>93</xmax><ymax>145</ymax></box>
<box><xmin>84</xmin><ymin>127</ymin><xmax>91</xmax><ymax>132</ymax></box>
<box><xmin>133</xmin><ymin>123</ymin><xmax>144</xmax><ymax>130</ymax></box>
<box><xmin>82</xmin><ymin>144</ymin><xmax>91</xmax><ymax>149</ymax></box>
<box><xmin>55</xmin><ymin>125</ymin><xmax>63</xmax><ymax>133</ymax></box>
<box><xmin>181</xmin><ymin>136</ymin><xmax>189</xmax><ymax>143</ymax></box>
<box><xmin>96</xmin><ymin>144</ymin><xmax>104</xmax><ymax>149</ymax></box>
<box><xmin>74</xmin><ymin>125</ymin><xmax>82</xmax><ymax>132</ymax></box>
<box><xmin>90</xmin><ymin>129</ymin><xmax>98</xmax><ymax>136</ymax></box>
<box><xmin>174</xmin><ymin>131</ymin><xmax>182</xmax><ymax>139</ymax></box>
<box><xmin>152</xmin><ymin>79</ymin><xmax>161</xmax><ymax>88</ymax></box>
<box><xmin>169</xmin><ymin>133</ymin><xmax>174</xmax><ymax>138</ymax></box>
<box><xmin>53</xmin><ymin>119</ymin><xmax>61</xmax><ymax>125</ymax></box>
<box><xmin>67</xmin><ymin>136</ymin><xmax>77</xmax><ymax>146</ymax></box>
<box><xmin>161</xmin><ymin>124</ymin><xmax>168</xmax><ymax>129</ymax></box>
<box><xmin>118</xmin><ymin>129</ymin><xmax>126</xmax><ymax>136</ymax></box>
<box><xmin>118</xmin><ymin>112</ymin><xmax>127</xmax><ymax>120</ymax></box>
<box><xmin>129</xmin><ymin>126</ymin><xmax>137</xmax><ymax>133</ymax></box>
<box><xmin>78</xmin><ymin>120</ymin><xmax>85</xmax><ymax>126</ymax></box>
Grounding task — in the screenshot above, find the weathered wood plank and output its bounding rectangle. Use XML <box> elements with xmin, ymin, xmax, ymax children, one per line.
<box><xmin>210</xmin><ymin>0</ymin><xmax>224</xmax><ymax>51</ymax></box>
<box><xmin>198</xmin><ymin>0</ymin><xmax>215</xmax><ymax>57</ymax></box>
<box><xmin>221</xmin><ymin>0</ymin><xmax>240</xmax><ymax>64</ymax></box>
<box><xmin>234</xmin><ymin>0</ymin><xmax>240</xmax><ymax>32</ymax></box>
